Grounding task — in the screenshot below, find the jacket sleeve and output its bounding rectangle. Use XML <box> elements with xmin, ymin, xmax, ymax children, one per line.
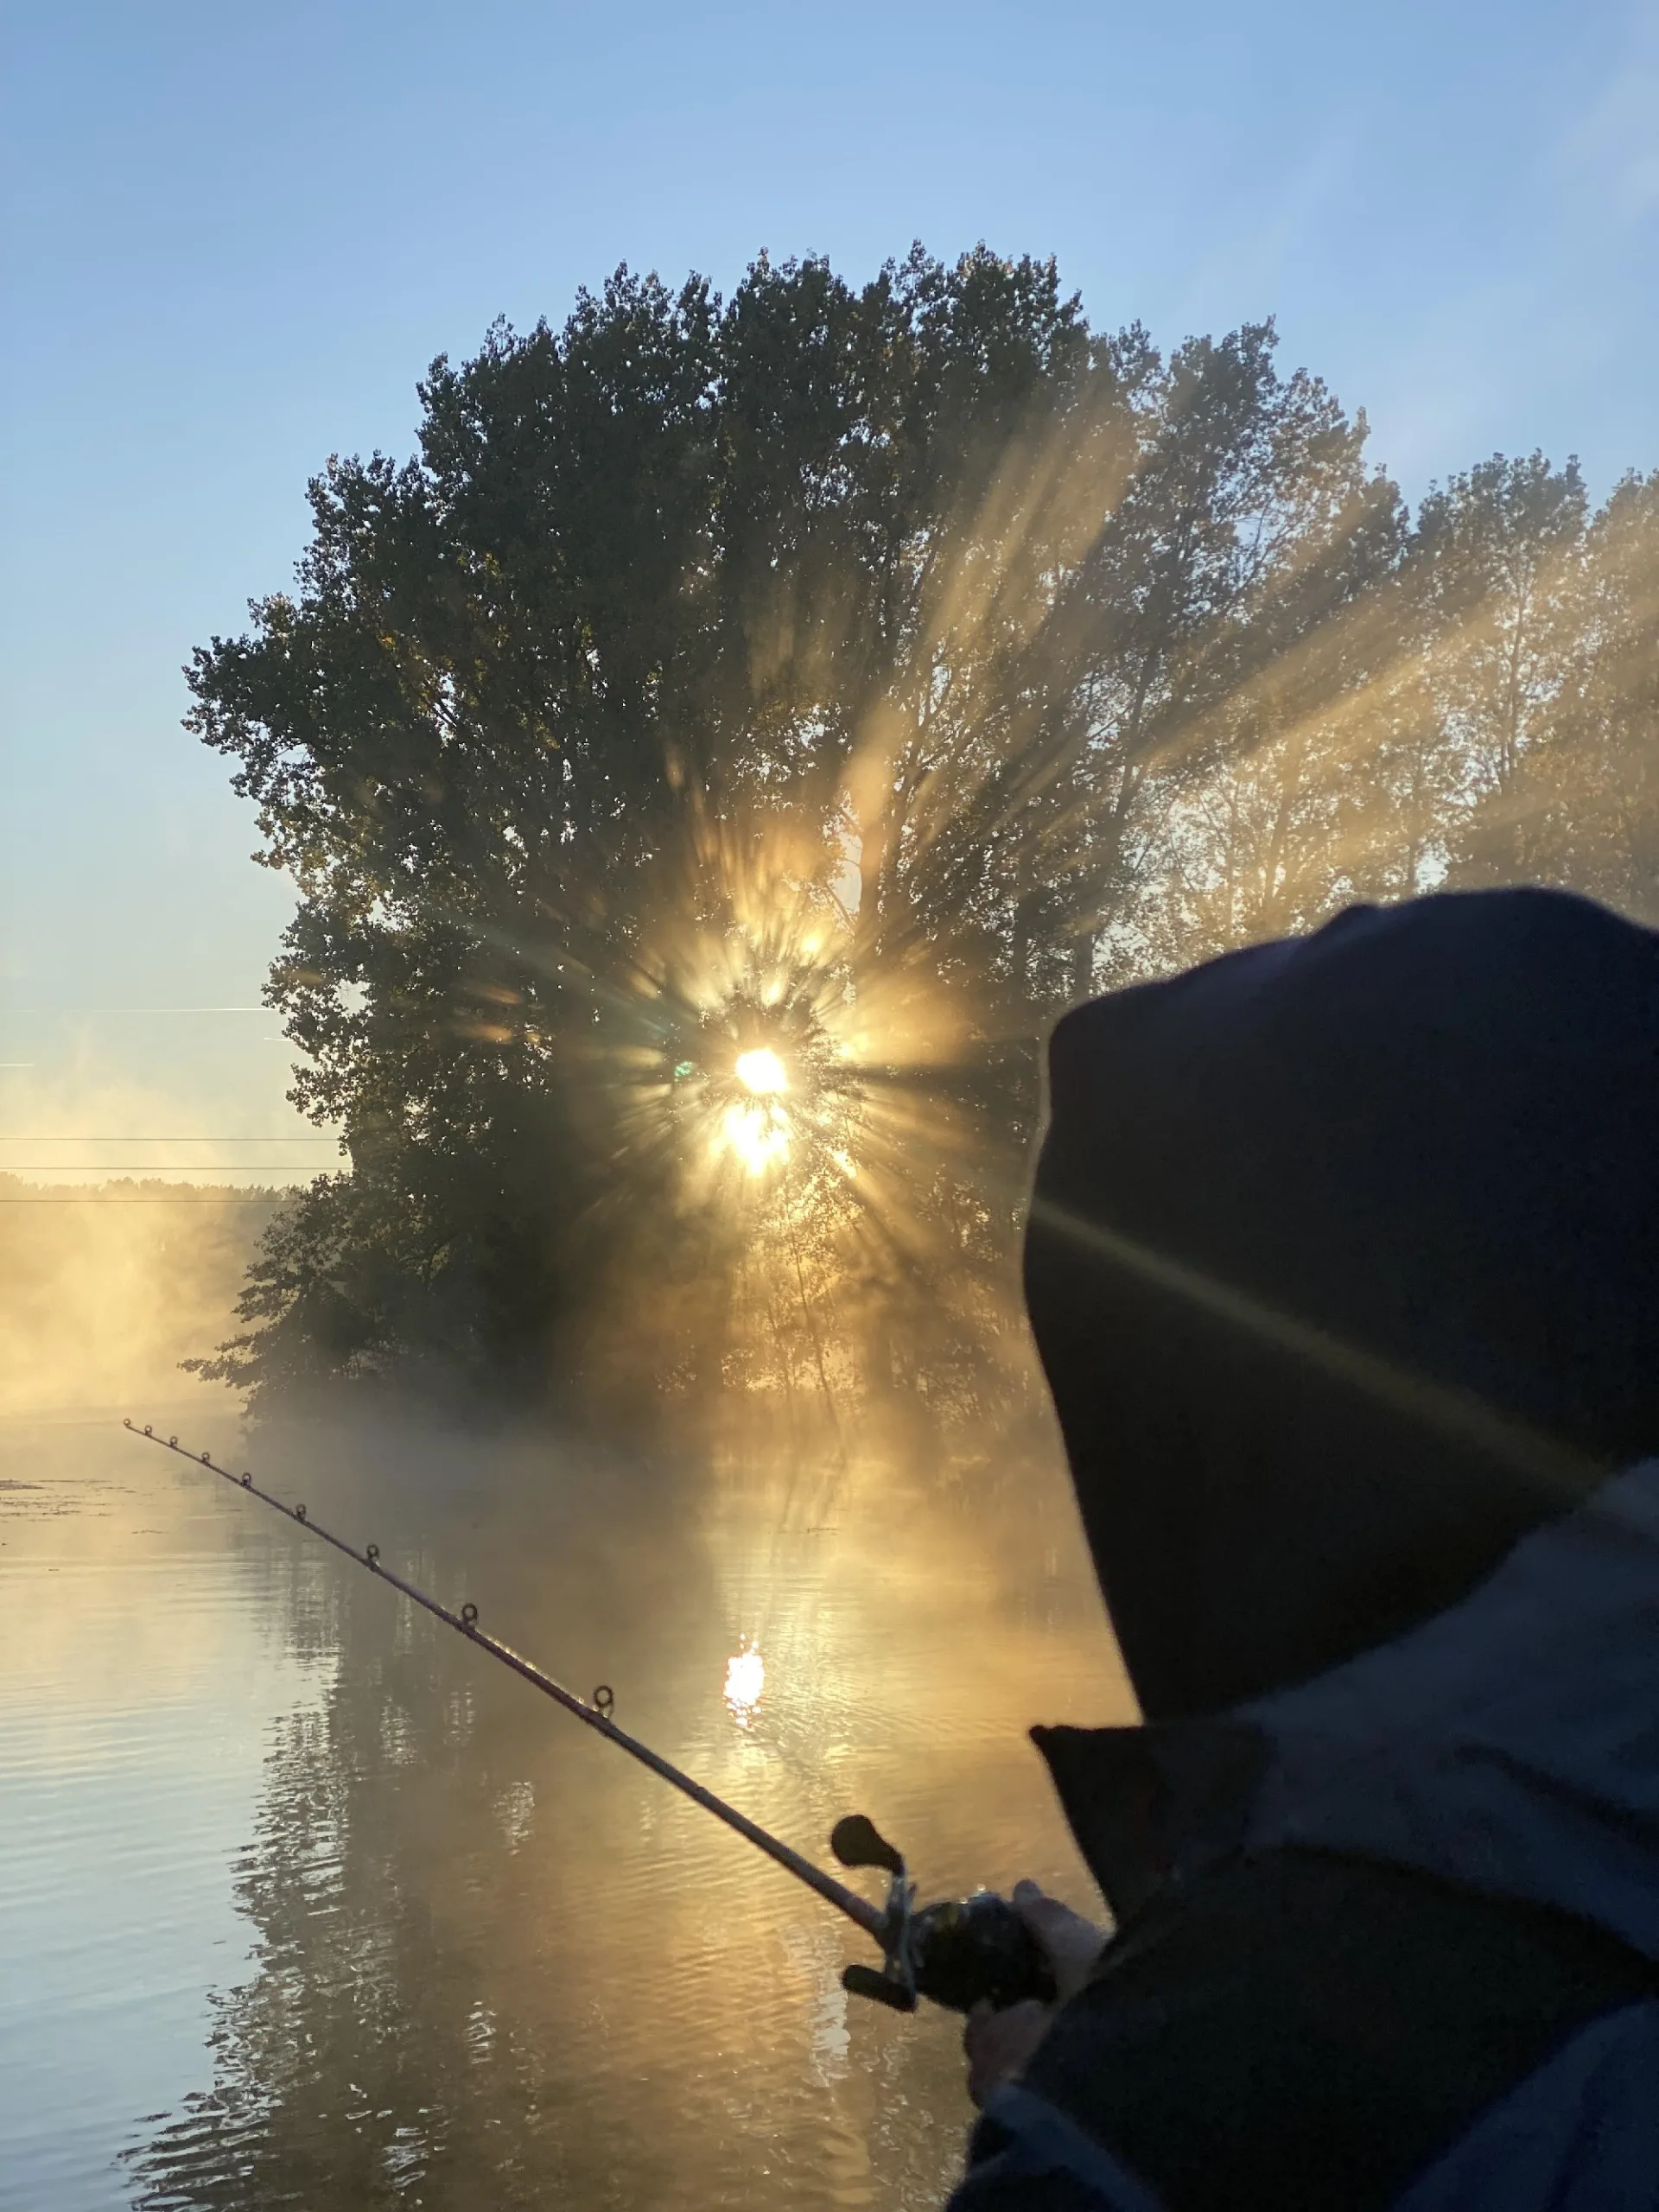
<box><xmin>1390</xmin><ymin>2003</ymin><xmax>1659</xmax><ymax>2212</ymax></box>
<box><xmin>944</xmin><ymin>2088</ymin><xmax>1167</xmax><ymax>2212</ymax></box>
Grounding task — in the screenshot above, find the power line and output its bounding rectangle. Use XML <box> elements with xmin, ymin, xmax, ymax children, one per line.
<box><xmin>0</xmin><ymin>1135</ymin><xmax>336</xmax><ymax>1142</ymax></box>
<box><xmin>0</xmin><ymin>1195</ymin><xmax>290</xmax><ymax>1205</ymax></box>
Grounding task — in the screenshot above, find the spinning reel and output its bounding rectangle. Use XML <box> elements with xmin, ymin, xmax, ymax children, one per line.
<box><xmin>830</xmin><ymin>1815</ymin><xmax>1058</xmax><ymax>2015</ymax></box>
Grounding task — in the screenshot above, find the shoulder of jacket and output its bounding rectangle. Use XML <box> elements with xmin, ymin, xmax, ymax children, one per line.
<box><xmin>946</xmin><ymin>2086</ymin><xmax>1167</xmax><ymax>2212</ymax></box>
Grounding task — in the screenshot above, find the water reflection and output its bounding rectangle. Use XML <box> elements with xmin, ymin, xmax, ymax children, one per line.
<box><xmin>724</xmin><ymin>1644</ymin><xmax>766</xmax><ymax>1727</ymax></box>
<box><xmin>0</xmin><ymin>1408</ymin><xmax>325</xmax><ymax>2212</ymax></box>
<box><xmin>13</xmin><ymin>1400</ymin><xmax>1127</xmax><ymax>2211</ymax></box>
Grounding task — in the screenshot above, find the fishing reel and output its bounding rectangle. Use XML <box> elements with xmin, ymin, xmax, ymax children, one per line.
<box><xmin>830</xmin><ymin>1815</ymin><xmax>1058</xmax><ymax>2016</ymax></box>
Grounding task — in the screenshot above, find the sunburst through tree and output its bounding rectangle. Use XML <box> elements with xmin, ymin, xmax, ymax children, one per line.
<box><xmin>184</xmin><ymin>248</ymin><xmax>1659</xmax><ymax>1412</ymax></box>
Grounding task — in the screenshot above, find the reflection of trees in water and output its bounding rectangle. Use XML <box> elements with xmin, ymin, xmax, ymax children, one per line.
<box><xmin>126</xmin><ymin>1511</ymin><xmax>512</xmax><ymax>2208</ymax></box>
<box><xmin>128</xmin><ymin>1416</ymin><xmax>1102</xmax><ymax>2210</ymax></box>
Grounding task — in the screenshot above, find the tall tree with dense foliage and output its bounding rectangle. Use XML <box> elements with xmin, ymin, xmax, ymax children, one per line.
<box><xmin>188</xmin><ymin>247</ymin><xmax>1659</xmax><ymax>1409</ymax></box>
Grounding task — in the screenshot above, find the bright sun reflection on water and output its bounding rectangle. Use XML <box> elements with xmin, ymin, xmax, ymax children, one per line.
<box><xmin>723</xmin><ymin>1645</ymin><xmax>765</xmax><ymax>1726</ymax></box>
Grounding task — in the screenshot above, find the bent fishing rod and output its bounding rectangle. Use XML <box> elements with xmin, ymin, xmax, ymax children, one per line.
<box><xmin>125</xmin><ymin>1420</ymin><xmax>1053</xmax><ymax>2018</ymax></box>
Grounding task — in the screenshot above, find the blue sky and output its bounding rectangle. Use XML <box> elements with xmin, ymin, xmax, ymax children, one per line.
<box><xmin>3</xmin><ymin>0</ymin><xmax>1656</xmax><ymax>1179</ymax></box>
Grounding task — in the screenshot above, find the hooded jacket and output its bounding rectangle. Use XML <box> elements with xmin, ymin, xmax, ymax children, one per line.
<box><xmin>949</xmin><ymin>889</ymin><xmax>1659</xmax><ymax>2212</ymax></box>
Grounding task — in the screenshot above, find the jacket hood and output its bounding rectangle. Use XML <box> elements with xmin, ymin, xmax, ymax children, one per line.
<box><xmin>1024</xmin><ymin>888</ymin><xmax>1659</xmax><ymax>1722</ymax></box>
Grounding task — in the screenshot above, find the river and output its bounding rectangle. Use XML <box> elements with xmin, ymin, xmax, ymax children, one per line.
<box><xmin>0</xmin><ymin>1394</ymin><xmax>1129</xmax><ymax>2211</ymax></box>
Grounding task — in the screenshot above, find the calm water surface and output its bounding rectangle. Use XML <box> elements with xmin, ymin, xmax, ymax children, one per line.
<box><xmin>1</xmin><ymin>1398</ymin><xmax>1129</xmax><ymax>2210</ymax></box>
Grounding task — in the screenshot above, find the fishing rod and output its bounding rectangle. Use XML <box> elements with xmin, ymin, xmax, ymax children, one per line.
<box><xmin>124</xmin><ymin>1420</ymin><xmax>1053</xmax><ymax>2018</ymax></box>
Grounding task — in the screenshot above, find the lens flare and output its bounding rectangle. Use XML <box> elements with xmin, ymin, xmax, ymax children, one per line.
<box><xmin>552</xmin><ymin>800</ymin><xmax>980</xmax><ymax>1397</ymax></box>
<box><xmin>734</xmin><ymin>1048</ymin><xmax>788</xmax><ymax>1095</ymax></box>
<box><xmin>721</xmin><ymin>1099</ymin><xmax>791</xmax><ymax>1176</ymax></box>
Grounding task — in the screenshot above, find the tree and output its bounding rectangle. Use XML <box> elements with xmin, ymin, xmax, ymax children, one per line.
<box><xmin>1409</xmin><ymin>452</ymin><xmax>1590</xmax><ymax>885</ymax></box>
<box><xmin>1514</xmin><ymin>470</ymin><xmax>1659</xmax><ymax>919</ymax></box>
<box><xmin>188</xmin><ymin>250</ymin><xmax>1404</xmax><ymax>1408</ymax></box>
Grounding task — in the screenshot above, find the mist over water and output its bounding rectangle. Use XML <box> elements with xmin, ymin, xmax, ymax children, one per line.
<box><xmin>0</xmin><ymin>1182</ymin><xmax>285</xmax><ymax>1421</ymax></box>
<box><xmin>1</xmin><ymin>1272</ymin><xmax>1126</xmax><ymax>2211</ymax></box>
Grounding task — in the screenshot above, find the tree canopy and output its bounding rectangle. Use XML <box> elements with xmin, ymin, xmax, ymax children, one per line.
<box><xmin>188</xmin><ymin>246</ymin><xmax>1659</xmax><ymax>1410</ymax></box>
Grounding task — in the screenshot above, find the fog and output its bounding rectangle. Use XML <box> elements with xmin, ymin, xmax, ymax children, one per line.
<box><xmin>0</xmin><ymin>1176</ymin><xmax>284</xmax><ymax>1421</ymax></box>
<box><xmin>4</xmin><ymin>235</ymin><xmax>1656</xmax><ymax>2212</ymax></box>
<box><xmin>0</xmin><ymin>1185</ymin><xmax>1127</xmax><ymax>2211</ymax></box>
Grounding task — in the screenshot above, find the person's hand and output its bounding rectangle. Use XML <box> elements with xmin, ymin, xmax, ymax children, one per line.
<box><xmin>1014</xmin><ymin>1878</ymin><xmax>1109</xmax><ymax>2004</ymax></box>
<box><xmin>962</xmin><ymin>1880</ymin><xmax>1108</xmax><ymax>2107</ymax></box>
<box><xmin>963</xmin><ymin>1998</ymin><xmax>1052</xmax><ymax>2107</ymax></box>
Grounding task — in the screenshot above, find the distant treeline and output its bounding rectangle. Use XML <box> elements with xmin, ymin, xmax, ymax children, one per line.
<box><xmin>184</xmin><ymin>247</ymin><xmax>1659</xmax><ymax>1412</ymax></box>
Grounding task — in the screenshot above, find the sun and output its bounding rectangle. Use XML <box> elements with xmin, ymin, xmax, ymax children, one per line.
<box><xmin>632</xmin><ymin>849</ymin><xmax>870</xmax><ymax>1203</ymax></box>
<box><xmin>716</xmin><ymin>1046</ymin><xmax>795</xmax><ymax>1174</ymax></box>
<box><xmin>734</xmin><ymin>1046</ymin><xmax>788</xmax><ymax>1096</ymax></box>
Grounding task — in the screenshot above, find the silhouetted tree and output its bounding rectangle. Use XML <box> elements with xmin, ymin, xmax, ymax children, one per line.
<box><xmin>190</xmin><ymin>248</ymin><xmax>1659</xmax><ymax>1408</ymax></box>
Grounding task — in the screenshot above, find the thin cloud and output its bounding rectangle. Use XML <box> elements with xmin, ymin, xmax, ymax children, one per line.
<box><xmin>1556</xmin><ymin>10</ymin><xmax>1659</xmax><ymax>220</ymax></box>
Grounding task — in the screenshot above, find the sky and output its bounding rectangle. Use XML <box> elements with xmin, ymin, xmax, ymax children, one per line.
<box><xmin>2</xmin><ymin>0</ymin><xmax>1656</xmax><ymax>1184</ymax></box>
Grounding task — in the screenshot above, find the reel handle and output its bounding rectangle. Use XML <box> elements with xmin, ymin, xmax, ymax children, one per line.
<box><xmin>830</xmin><ymin>1814</ymin><xmax>906</xmax><ymax>1875</ymax></box>
<box><xmin>830</xmin><ymin>1813</ymin><xmax>1058</xmax><ymax>2017</ymax></box>
<box><xmin>842</xmin><ymin>1962</ymin><xmax>917</xmax><ymax>2012</ymax></box>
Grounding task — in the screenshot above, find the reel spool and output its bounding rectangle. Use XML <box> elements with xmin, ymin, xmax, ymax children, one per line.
<box><xmin>830</xmin><ymin>1814</ymin><xmax>1058</xmax><ymax>2016</ymax></box>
